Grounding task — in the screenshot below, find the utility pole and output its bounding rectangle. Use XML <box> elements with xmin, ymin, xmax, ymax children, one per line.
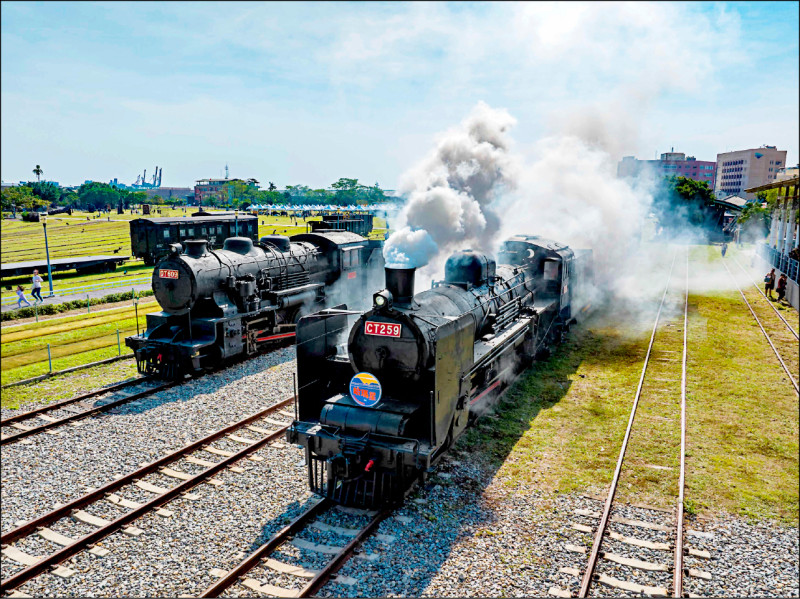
<box><xmin>42</xmin><ymin>215</ymin><xmax>54</xmax><ymax>297</ymax></box>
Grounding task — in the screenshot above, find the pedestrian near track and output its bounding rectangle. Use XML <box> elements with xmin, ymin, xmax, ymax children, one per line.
<box><xmin>721</xmin><ymin>242</ymin><xmax>728</xmax><ymax>257</ymax></box>
<box><xmin>31</xmin><ymin>269</ymin><xmax>44</xmax><ymax>303</ymax></box>
<box><xmin>776</xmin><ymin>273</ymin><xmax>788</xmax><ymax>303</ymax></box>
<box><xmin>15</xmin><ymin>285</ymin><xmax>32</xmax><ymax>308</ymax></box>
<box><xmin>764</xmin><ymin>268</ymin><xmax>776</xmax><ymax>300</ymax></box>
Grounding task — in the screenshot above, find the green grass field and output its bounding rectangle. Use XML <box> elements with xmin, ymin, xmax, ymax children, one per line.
<box><xmin>460</xmin><ymin>244</ymin><xmax>798</xmax><ymax>523</ymax></box>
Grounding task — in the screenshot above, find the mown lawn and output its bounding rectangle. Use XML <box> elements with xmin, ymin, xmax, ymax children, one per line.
<box><xmin>459</xmin><ymin>244</ymin><xmax>798</xmax><ymax>523</ymax></box>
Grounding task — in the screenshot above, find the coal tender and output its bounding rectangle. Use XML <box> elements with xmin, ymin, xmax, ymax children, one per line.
<box><xmin>288</xmin><ymin>235</ymin><xmax>593</xmax><ymax>507</ymax></box>
<box><xmin>125</xmin><ymin>232</ymin><xmax>383</xmax><ymax>378</ymax></box>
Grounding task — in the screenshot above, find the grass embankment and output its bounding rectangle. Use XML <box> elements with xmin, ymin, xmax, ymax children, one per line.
<box><xmin>0</xmin><ymin>294</ymin><xmax>161</xmax><ymax>387</ymax></box>
<box><xmin>1</xmin><ymin>358</ymin><xmax>140</xmax><ymax>410</ymax></box>
<box><xmin>460</xmin><ymin>244</ymin><xmax>798</xmax><ymax>523</ymax></box>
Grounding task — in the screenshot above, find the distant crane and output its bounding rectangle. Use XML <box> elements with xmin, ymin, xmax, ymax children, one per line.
<box><xmin>131</xmin><ymin>166</ymin><xmax>163</xmax><ymax>189</ymax></box>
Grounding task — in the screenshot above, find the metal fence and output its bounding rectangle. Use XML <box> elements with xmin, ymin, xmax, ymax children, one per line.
<box><xmin>759</xmin><ymin>244</ymin><xmax>799</xmax><ymax>283</ymax></box>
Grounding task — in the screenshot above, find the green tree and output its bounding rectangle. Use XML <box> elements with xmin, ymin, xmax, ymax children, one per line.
<box><xmin>1</xmin><ymin>185</ymin><xmax>43</xmax><ymax>212</ymax></box>
<box><xmin>77</xmin><ymin>182</ymin><xmax>121</xmax><ymax>211</ymax></box>
<box><xmin>222</xmin><ymin>180</ymin><xmax>261</xmax><ymax>208</ymax></box>
<box><xmin>737</xmin><ymin>201</ymin><xmax>770</xmax><ymax>241</ymax></box>
<box><xmin>32</xmin><ymin>164</ymin><xmax>43</xmax><ymax>182</ymax></box>
<box><xmin>652</xmin><ymin>176</ymin><xmax>723</xmax><ymax>239</ymax></box>
<box><xmin>24</xmin><ymin>181</ymin><xmax>61</xmax><ymax>205</ymax></box>
<box><xmin>268</xmin><ymin>181</ymin><xmax>277</xmax><ymax>192</ymax></box>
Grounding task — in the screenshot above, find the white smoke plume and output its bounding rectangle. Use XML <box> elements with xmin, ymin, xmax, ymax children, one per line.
<box><xmin>383</xmin><ymin>101</ymin><xmax>519</xmax><ymax>271</ymax></box>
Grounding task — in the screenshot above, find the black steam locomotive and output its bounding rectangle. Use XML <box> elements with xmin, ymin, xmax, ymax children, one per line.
<box><xmin>126</xmin><ymin>232</ymin><xmax>384</xmax><ymax>378</ymax></box>
<box><xmin>288</xmin><ymin>235</ymin><xmax>592</xmax><ymax>507</ymax></box>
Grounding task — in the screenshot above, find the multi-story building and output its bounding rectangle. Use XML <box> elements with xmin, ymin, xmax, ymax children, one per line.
<box><xmin>617</xmin><ymin>151</ymin><xmax>716</xmax><ymax>186</ymax></box>
<box><xmin>714</xmin><ymin>146</ymin><xmax>787</xmax><ymax>200</ymax></box>
<box><xmin>195</xmin><ymin>178</ymin><xmax>257</xmax><ymax>204</ymax></box>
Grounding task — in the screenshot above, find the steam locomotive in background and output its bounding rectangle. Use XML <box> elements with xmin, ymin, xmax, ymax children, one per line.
<box><xmin>126</xmin><ymin>232</ymin><xmax>383</xmax><ymax>378</ymax></box>
<box><xmin>288</xmin><ymin>235</ymin><xmax>593</xmax><ymax>508</ymax></box>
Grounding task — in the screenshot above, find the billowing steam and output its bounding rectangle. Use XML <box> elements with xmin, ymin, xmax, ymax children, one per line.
<box><xmin>383</xmin><ymin>101</ymin><xmax>519</xmax><ymax>270</ymax></box>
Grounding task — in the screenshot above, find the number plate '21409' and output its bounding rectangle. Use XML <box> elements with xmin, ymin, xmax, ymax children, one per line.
<box><xmin>365</xmin><ymin>321</ymin><xmax>402</xmax><ymax>337</ymax></box>
<box><xmin>159</xmin><ymin>269</ymin><xmax>179</xmax><ymax>279</ymax></box>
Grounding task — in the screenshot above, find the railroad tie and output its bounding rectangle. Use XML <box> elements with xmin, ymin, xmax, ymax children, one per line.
<box><xmin>36</xmin><ymin>526</ymin><xmax>112</xmax><ymax>556</ymax></box>
<box><xmin>246</xmin><ymin>425</ymin><xmax>276</xmax><ymax>435</ymax></box>
<box><xmin>134</xmin><ymin>479</ymin><xmax>200</xmax><ymax>500</ymax></box>
<box><xmin>548</xmin><ymin>587</ymin><xmax>573</xmax><ymax>598</ymax></box>
<box><xmin>72</xmin><ymin>509</ymin><xmax>143</xmax><ymax>536</ymax></box>
<box><xmin>593</xmin><ymin>572</ymin><xmax>668</xmax><ymax>596</ymax></box>
<box><xmin>105</xmin><ymin>492</ymin><xmax>173</xmax><ymax>518</ymax></box>
<box><xmin>2</xmin><ymin>546</ymin><xmax>76</xmax><ymax>578</ymax></box>
<box><xmin>159</xmin><ymin>466</ymin><xmax>223</xmax><ymax>486</ymax></box>
<box><xmin>600</xmin><ymin>552</ymin><xmax>669</xmax><ymax>572</ymax></box>
<box><xmin>608</xmin><ymin>530</ymin><xmax>671</xmax><ymax>551</ymax></box>
<box><xmin>263</xmin><ymin>417</ymin><xmax>288</xmax><ymax>427</ymax></box>
<box><xmin>290</xmin><ymin>537</ymin><xmax>344</xmax><ymax>555</ymax></box>
<box><xmin>241</xmin><ymin>579</ymin><xmax>299</xmax><ymax>597</ymax></box>
<box><xmin>203</xmin><ymin>445</ymin><xmax>235</xmax><ymax>457</ymax></box>
<box><xmin>227</xmin><ymin>434</ymin><xmax>257</xmax><ymax>445</ymax></box>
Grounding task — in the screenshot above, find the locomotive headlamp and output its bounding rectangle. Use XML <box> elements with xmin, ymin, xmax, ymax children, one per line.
<box><xmin>373</xmin><ymin>289</ymin><xmax>392</xmax><ymax>310</ymax></box>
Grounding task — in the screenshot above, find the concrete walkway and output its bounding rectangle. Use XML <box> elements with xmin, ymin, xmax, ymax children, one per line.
<box><xmin>3</xmin><ymin>282</ymin><xmax>152</xmax><ymax>313</ymax></box>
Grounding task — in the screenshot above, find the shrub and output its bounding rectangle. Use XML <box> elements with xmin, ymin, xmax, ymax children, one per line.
<box><xmin>2</xmin><ymin>290</ymin><xmax>154</xmax><ymax>322</ymax></box>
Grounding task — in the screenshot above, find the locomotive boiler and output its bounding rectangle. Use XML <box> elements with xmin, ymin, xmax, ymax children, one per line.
<box><xmin>126</xmin><ymin>232</ymin><xmax>383</xmax><ymax>378</ymax></box>
<box><xmin>287</xmin><ymin>235</ymin><xmax>593</xmax><ymax>507</ymax></box>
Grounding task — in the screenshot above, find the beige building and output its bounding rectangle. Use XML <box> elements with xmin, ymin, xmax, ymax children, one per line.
<box><xmin>714</xmin><ymin>145</ymin><xmax>787</xmax><ymax>200</ymax></box>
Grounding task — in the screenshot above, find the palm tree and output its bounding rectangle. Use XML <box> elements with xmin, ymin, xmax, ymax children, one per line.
<box><xmin>33</xmin><ymin>165</ymin><xmax>43</xmax><ymax>182</ymax></box>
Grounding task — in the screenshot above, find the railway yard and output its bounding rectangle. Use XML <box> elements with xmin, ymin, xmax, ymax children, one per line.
<box><xmin>0</xmin><ymin>241</ymin><xmax>797</xmax><ymax>598</ymax></box>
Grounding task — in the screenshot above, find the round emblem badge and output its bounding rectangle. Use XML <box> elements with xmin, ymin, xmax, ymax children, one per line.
<box><xmin>349</xmin><ymin>372</ymin><xmax>382</xmax><ymax>407</ymax></box>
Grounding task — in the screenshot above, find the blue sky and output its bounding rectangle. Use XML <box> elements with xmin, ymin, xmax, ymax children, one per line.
<box><xmin>1</xmin><ymin>1</ymin><xmax>798</xmax><ymax>188</ymax></box>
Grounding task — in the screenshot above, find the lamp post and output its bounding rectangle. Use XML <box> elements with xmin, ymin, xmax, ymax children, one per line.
<box><xmin>235</xmin><ymin>208</ymin><xmax>239</xmax><ymax>236</ymax></box>
<box><xmin>42</xmin><ymin>215</ymin><xmax>54</xmax><ymax>297</ymax></box>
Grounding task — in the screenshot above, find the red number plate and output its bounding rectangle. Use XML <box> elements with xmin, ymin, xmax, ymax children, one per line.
<box><xmin>159</xmin><ymin>269</ymin><xmax>179</xmax><ymax>279</ymax></box>
<box><xmin>365</xmin><ymin>321</ymin><xmax>402</xmax><ymax>337</ymax></box>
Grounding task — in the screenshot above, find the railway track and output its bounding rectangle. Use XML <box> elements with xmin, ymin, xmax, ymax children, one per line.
<box><xmin>550</xmin><ymin>248</ymin><xmax>712</xmax><ymax>598</ymax></box>
<box><xmin>200</xmin><ymin>500</ymin><xmax>392</xmax><ymax>598</ymax></box>
<box><xmin>0</xmin><ymin>378</ymin><xmax>176</xmax><ymax>446</ymax></box>
<box><xmin>729</xmin><ymin>255</ymin><xmax>798</xmax><ymax>339</ymax></box>
<box><xmin>0</xmin><ymin>396</ymin><xmax>297</xmax><ymax>595</ymax></box>
<box><xmin>721</xmin><ymin>258</ymin><xmax>799</xmax><ymax>395</ymax></box>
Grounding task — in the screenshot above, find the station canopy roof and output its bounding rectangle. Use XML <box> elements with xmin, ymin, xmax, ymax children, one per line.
<box><xmin>711</xmin><ymin>194</ymin><xmax>748</xmax><ymax>212</ymax></box>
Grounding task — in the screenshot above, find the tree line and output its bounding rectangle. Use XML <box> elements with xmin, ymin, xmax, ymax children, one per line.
<box><xmin>1</xmin><ymin>177</ymin><xmax>389</xmax><ymax>214</ymax></box>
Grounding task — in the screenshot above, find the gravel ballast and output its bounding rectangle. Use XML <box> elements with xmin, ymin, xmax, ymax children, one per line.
<box><xmin>2</xmin><ymin>346</ymin><xmax>797</xmax><ymax>597</ymax></box>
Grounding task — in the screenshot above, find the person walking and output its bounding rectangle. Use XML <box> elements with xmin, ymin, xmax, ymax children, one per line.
<box><xmin>764</xmin><ymin>268</ymin><xmax>776</xmax><ymax>300</ymax></box>
<box><xmin>721</xmin><ymin>242</ymin><xmax>728</xmax><ymax>257</ymax></box>
<box><xmin>16</xmin><ymin>285</ymin><xmax>32</xmax><ymax>308</ymax></box>
<box><xmin>776</xmin><ymin>273</ymin><xmax>788</xmax><ymax>303</ymax></box>
<box><xmin>31</xmin><ymin>269</ymin><xmax>44</xmax><ymax>304</ymax></box>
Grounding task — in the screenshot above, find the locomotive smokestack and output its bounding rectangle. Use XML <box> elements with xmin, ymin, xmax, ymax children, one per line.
<box><xmin>385</xmin><ymin>267</ymin><xmax>415</xmax><ymax>305</ymax></box>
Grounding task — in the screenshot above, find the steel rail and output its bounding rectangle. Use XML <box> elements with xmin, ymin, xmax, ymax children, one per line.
<box><xmin>0</xmin><ymin>407</ymin><xmax>294</xmax><ymax>593</ymax></box>
<box><xmin>299</xmin><ymin>508</ymin><xmax>392</xmax><ymax>597</ymax></box>
<box><xmin>199</xmin><ymin>500</ymin><xmax>390</xmax><ymax>598</ymax></box>
<box><xmin>0</xmin><ymin>397</ymin><xmax>293</xmax><ymax>546</ymax></box>
<box><xmin>673</xmin><ymin>250</ymin><xmax>689</xmax><ymax>598</ymax></box>
<box><xmin>198</xmin><ymin>499</ymin><xmax>331</xmax><ymax>597</ymax></box>
<box><xmin>730</xmin><ymin>255</ymin><xmax>798</xmax><ymax>340</ymax></box>
<box><xmin>578</xmin><ymin>248</ymin><xmax>679</xmax><ymax>598</ymax></box>
<box><xmin>0</xmin><ymin>381</ymin><xmax>176</xmax><ymax>446</ymax></box>
<box><xmin>0</xmin><ymin>377</ymin><xmax>144</xmax><ymax>426</ymax></box>
<box><xmin>722</xmin><ymin>259</ymin><xmax>799</xmax><ymax>394</ymax></box>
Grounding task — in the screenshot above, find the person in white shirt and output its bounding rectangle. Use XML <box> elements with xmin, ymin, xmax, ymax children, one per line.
<box><xmin>31</xmin><ymin>269</ymin><xmax>44</xmax><ymax>303</ymax></box>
